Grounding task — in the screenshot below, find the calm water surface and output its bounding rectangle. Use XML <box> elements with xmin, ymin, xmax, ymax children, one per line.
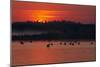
<box><xmin>12</xmin><ymin>41</ymin><xmax>96</xmax><ymax>66</ymax></box>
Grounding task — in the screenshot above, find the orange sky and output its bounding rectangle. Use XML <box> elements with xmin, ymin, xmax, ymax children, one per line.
<box><xmin>12</xmin><ymin>1</ymin><xmax>96</xmax><ymax>24</ymax></box>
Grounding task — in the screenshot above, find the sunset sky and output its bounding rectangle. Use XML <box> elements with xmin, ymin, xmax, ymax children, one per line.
<box><xmin>12</xmin><ymin>1</ymin><xmax>96</xmax><ymax>24</ymax></box>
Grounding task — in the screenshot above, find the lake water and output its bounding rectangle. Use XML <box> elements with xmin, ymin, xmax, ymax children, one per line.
<box><xmin>11</xmin><ymin>40</ymin><xmax>96</xmax><ymax>66</ymax></box>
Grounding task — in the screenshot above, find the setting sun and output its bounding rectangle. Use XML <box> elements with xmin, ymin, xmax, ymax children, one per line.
<box><xmin>31</xmin><ymin>10</ymin><xmax>56</xmax><ymax>22</ymax></box>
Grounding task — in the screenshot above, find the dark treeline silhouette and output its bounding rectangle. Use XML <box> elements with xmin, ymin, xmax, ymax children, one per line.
<box><xmin>12</xmin><ymin>20</ymin><xmax>95</xmax><ymax>41</ymax></box>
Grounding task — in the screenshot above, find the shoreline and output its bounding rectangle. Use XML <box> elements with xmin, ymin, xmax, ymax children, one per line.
<box><xmin>12</xmin><ymin>39</ymin><xmax>96</xmax><ymax>42</ymax></box>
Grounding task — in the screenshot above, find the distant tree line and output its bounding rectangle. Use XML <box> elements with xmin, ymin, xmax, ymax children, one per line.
<box><xmin>12</xmin><ymin>20</ymin><xmax>96</xmax><ymax>41</ymax></box>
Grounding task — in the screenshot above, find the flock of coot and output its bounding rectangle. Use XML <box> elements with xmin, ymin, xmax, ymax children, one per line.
<box><xmin>19</xmin><ymin>40</ymin><xmax>94</xmax><ymax>48</ymax></box>
<box><xmin>46</xmin><ymin>41</ymin><xmax>80</xmax><ymax>48</ymax></box>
